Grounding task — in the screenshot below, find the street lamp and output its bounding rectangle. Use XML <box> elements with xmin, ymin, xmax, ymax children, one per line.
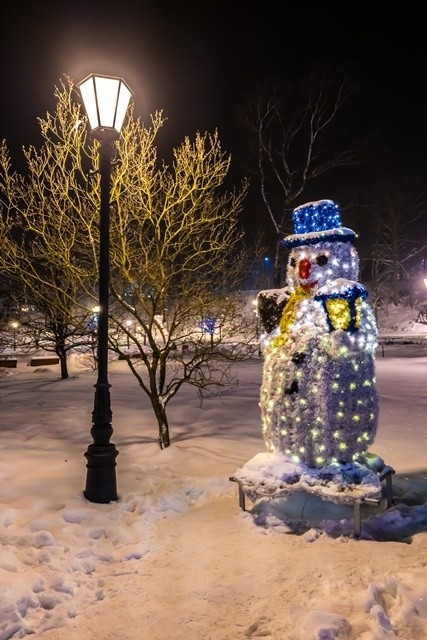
<box><xmin>252</xmin><ymin>299</ymin><xmax>259</xmax><ymax>340</ymax></box>
<box><xmin>125</xmin><ymin>319</ymin><xmax>132</xmax><ymax>349</ymax></box>
<box><xmin>78</xmin><ymin>73</ymin><xmax>133</xmax><ymax>503</ymax></box>
<box><xmin>10</xmin><ymin>320</ymin><xmax>19</xmax><ymax>351</ymax></box>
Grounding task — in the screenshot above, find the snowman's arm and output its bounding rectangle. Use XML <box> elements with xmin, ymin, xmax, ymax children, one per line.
<box><xmin>324</xmin><ymin>298</ymin><xmax>355</xmax><ymax>331</ymax></box>
<box><xmin>315</xmin><ymin>283</ymin><xmax>368</xmax><ymax>333</ymax></box>
<box><xmin>257</xmin><ymin>289</ymin><xmax>289</xmax><ymax>334</ymax></box>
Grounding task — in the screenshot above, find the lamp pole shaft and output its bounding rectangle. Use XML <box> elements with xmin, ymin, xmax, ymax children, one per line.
<box><xmin>84</xmin><ymin>136</ymin><xmax>119</xmax><ymax>503</ymax></box>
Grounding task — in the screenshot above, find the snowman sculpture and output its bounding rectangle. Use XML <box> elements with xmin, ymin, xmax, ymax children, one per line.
<box><xmin>257</xmin><ymin>199</ymin><xmax>378</xmax><ymax>469</ymax></box>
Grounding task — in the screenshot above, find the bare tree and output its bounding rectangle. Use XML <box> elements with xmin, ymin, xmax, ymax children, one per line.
<box><xmin>369</xmin><ymin>177</ymin><xmax>427</xmax><ymax>310</ymax></box>
<box><xmin>0</xmin><ymin>84</ymin><xmax>97</xmax><ymax>378</ymax></box>
<box><xmin>249</xmin><ymin>64</ymin><xmax>365</xmax><ymax>286</ymax></box>
<box><xmin>0</xmin><ymin>76</ymin><xmax>255</xmax><ymax>447</ymax></box>
<box><xmin>88</xmin><ymin>112</ymin><xmax>254</xmax><ymax>448</ymax></box>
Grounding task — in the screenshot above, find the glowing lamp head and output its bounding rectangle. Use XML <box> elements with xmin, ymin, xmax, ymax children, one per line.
<box><xmin>78</xmin><ymin>73</ymin><xmax>133</xmax><ymax>136</ymax></box>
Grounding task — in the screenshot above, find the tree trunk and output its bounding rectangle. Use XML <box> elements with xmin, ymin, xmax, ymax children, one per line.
<box><xmin>273</xmin><ymin>237</ymin><xmax>282</xmax><ymax>288</ymax></box>
<box><xmin>56</xmin><ymin>344</ymin><xmax>69</xmax><ymax>380</ymax></box>
<box><xmin>153</xmin><ymin>401</ymin><xmax>171</xmax><ymax>449</ymax></box>
<box><xmin>391</xmin><ymin>268</ymin><xmax>400</xmax><ymax>306</ymax></box>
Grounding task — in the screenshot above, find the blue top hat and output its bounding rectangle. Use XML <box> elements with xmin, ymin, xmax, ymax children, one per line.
<box><xmin>281</xmin><ymin>199</ymin><xmax>356</xmax><ymax>249</ymax></box>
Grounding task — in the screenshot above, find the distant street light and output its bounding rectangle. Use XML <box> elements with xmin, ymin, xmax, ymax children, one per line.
<box><xmin>125</xmin><ymin>319</ymin><xmax>132</xmax><ymax>349</ymax></box>
<box><xmin>252</xmin><ymin>299</ymin><xmax>259</xmax><ymax>340</ymax></box>
<box><xmin>10</xmin><ymin>320</ymin><xmax>19</xmax><ymax>351</ymax></box>
<box><xmin>78</xmin><ymin>73</ymin><xmax>133</xmax><ymax>503</ymax></box>
<box><xmin>264</xmin><ymin>256</ymin><xmax>272</xmax><ymax>287</ymax></box>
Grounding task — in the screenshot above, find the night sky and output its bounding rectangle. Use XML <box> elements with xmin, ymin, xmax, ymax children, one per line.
<box><xmin>2</xmin><ymin>2</ymin><xmax>427</xmax><ymax>239</ymax></box>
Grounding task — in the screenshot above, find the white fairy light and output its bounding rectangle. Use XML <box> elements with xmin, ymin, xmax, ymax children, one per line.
<box><xmin>257</xmin><ymin>199</ymin><xmax>378</xmax><ymax>468</ymax></box>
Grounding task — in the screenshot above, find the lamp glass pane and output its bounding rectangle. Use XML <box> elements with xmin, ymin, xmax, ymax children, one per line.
<box><xmin>79</xmin><ymin>77</ymin><xmax>99</xmax><ymax>130</ymax></box>
<box><xmin>114</xmin><ymin>84</ymin><xmax>132</xmax><ymax>132</ymax></box>
<box><xmin>94</xmin><ymin>76</ymin><xmax>120</xmax><ymax>128</ymax></box>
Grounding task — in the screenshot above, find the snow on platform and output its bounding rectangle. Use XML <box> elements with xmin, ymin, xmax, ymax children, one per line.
<box><xmin>231</xmin><ymin>451</ymin><xmax>385</xmax><ymax>506</ymax></box>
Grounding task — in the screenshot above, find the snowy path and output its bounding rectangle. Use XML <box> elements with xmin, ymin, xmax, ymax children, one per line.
<box><xmin>34</xmin><ymin>489</ymin><xmax>427</xmax><ymax>640</ymax></box>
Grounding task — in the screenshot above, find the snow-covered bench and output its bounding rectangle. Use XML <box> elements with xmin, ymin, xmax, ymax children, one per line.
<box><xmin>0</xmin><ymin>357</ymin><xmax>18</xmax><ymax>368</ymax></box>
<box><xmin>28</xmin><ymin>356</ymin><xmax>60</xmax><ymax>366</ymax></box>
<box><xmin>377</xmin><ymin>333</ymin><xmax>427</xmax><ymax>357</ymax></box>
<box><xmin>230</xmin><ymin>454</ymin><xmax>395</xmax><ymax>538</ymax></box>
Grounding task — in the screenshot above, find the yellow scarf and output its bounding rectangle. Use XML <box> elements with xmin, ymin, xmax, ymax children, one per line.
<box><xmin>272</xmin><ymin>287</ymin><xmax>312</xmax><ymax>348</ymax></box>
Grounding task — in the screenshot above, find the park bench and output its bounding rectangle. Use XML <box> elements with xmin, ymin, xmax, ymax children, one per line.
<box><xmin>377</xmin><ymin>333</ymin><xmax>427</xmax><ymax>356</ymax></box>
<box><xmin>28</xmin><ymin>356</ymin><xmax>60</xmax><ymax>366</ymax></box>
<box><xmin>0</xmin><ymin>357</ymin><xmax>18</xmax><ymax>368</ymax></box>
<box><xmin>118</xmin><ymin>352</ymin><xmax>142</xmax><ymax>360</ymax></box>
<box><xmin>230</xmin><ymin>462</ymin><xmax>395</xmax><ymax>538</ymax></box>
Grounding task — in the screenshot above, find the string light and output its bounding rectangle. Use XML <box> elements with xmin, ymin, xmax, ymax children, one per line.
<box><xmin>259</xmin><ymin>199</ymin><xmax>379</xmax><ymax>468</ymax></box>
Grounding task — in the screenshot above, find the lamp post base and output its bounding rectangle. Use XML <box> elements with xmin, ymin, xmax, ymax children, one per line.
<box><xmin>84</xmin><ymin>443</ymin><xmax>119</xmax><ymax>503</ymax></box>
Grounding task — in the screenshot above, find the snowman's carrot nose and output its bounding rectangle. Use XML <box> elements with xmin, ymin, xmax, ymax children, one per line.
<box><xmin>299</xmin><ymin>258</ymin><xmax>311</xmax><ymax>279</ymax></box>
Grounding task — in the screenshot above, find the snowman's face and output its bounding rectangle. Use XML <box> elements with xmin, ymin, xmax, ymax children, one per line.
<box><xmin>286</xmin><ymin>240</ymin><xmax>359</xmax><ymax>293</ymax></box>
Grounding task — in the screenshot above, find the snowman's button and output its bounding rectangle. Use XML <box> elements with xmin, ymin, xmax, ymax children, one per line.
<box><xmin>284</xmin><ymin>380</ymin><xmax>299</xmax><ymax>394</ymax></box>
<box><xmin>291</xmin><ymin>352</ymin><xmax>306</xmax><ymax>365</ymax></box>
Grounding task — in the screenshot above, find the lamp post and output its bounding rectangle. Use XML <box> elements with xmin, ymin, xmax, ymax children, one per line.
<box><xmin>252</xmin><ymin>299</ymin><xmax>259</xmax><ymax>340</ymax></box>
<box><xmin>10</xmin><ymin>320</ymin><xmax>19</xmax><ymax>351</ymax></box>
<box><xmin>78</xmin><ymin>73</ymin><xmax>133</xmax><ymax>503</ymax></box>
<box><xmin>125</xmin><ymin>319</ymin><xmax>132</xmax><ymax>349</ymax></box>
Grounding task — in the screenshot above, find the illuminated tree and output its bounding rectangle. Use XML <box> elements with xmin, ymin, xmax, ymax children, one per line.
<box><xmin>0</xmin><ymin>85</ymin><xmax>97</xmax><ymax>378</ymax></box>
<box><xmin>93</xmin><ymin>108</ymin><xmax>253</xmax><ymax>449</ymax></box>
<box><xmin>0</xmin><ymin>76</ymin><xmax>254</xmax><ymax>447</ymax></box>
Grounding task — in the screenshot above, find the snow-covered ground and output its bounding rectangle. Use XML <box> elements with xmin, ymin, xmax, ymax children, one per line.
<box><xmin>377</xmin><ymin>299</ymin><xmax>427</xmax><ymax>334</ymax></box>
<box><xmin>1</xmin><ymin>304</ymin><xmax>427</xmax><ymax>639</ymax></box>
